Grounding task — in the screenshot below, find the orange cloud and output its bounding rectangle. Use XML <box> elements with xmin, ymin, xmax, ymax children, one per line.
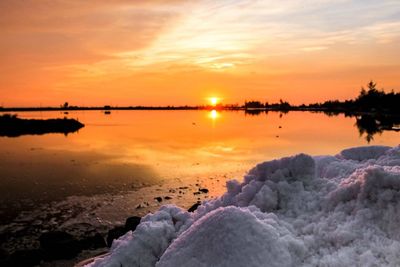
<box><xmin>0</xmin><ymin>0</ymin><xmax>399</xmax><ymax>106</ymax></box>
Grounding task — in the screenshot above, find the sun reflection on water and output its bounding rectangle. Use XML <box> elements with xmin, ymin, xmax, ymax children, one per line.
<box><xmin>209</xmin><ymin>110</ymin><xmax>220</xmax><ymax>120</ymax></box>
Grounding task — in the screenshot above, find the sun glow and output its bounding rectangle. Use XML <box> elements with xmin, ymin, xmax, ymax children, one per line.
<box><xmin>209</xmin><ymin>97</ymin><xmax>220</xmax><ymax>106</ymax></box>
<box><xmin>209</xmin><ymin>109</ymin><xmax>219</xmax><ymax>120</ymax></box>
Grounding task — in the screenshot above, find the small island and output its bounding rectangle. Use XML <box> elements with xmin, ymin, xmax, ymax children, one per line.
<box><xmin>0</xmin><ymin>114</ymin><xmax>85</xmax><ymax>137</ymax></box>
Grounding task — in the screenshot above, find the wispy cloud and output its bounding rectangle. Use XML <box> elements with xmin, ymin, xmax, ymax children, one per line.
<box><xmin>96</xmin><ymin>0</ymin><xmax>400</xmax><ymax>72</ymax></box>
<box><xmin>0</xmin><ymin>0</ymin><xmax>399</xmax><ymax>105</ymax></box>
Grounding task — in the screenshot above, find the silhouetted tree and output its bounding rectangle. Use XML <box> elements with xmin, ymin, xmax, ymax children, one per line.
<box><xmin>244</xmin><ymin>101</ymin><xmax>265</xmax><ymax>109</ymax></box>
<box><xmin>278</xmin><ymin>99</ymin><xmax>291</xmax><ymax>110</ymax></box>
<box><xmin>307</xmin><ymin>81</ymin><xmax>399</xmax><ymax>114</ymax></box>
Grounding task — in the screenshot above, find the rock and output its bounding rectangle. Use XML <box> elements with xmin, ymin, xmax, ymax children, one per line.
<box><xmin>39</xmin><ymin>231</ymin><xmax>81</xmax><ymax>260</ymax></box>
<box><xmin>188</xmin><ymin>202</ymin><xmax>201</xmax><ymax>212</ymax></box>
<box><xmin>154</xmin><ymin>197</ymin><xmax>163</xmax><ymax>202</ymax></box>
<box><xmin>6</xmin><ymin>249</ymin><xmax>43</xmax><ymax>267</ymax></box>
<box><xmin>107</xmin><ymin>226</ymin><xmax>126</xmax><ymax>247</ymax></box>
<box><xmin>164</xmin><ymin>196</ymin><xmax>172</xmax><ymax>200</ymax></box>
<box><xmin>106</xmin><ymin>216</ymin><xmax>142</xmax><ymax>247</ymax></box>
<box><xmin>79</xmin><ymin>232</ymin><xmax>107</xmax><ymax>250</ymax></box>
<box><xmin>199</xmin><ymin>188</ymin><xmax>209</xmax><ymax>193</ymax></box>
<box><xmin>125</xmin><ymin>216</ymin><xmax>141</xmax><ymax>232</ymax></box>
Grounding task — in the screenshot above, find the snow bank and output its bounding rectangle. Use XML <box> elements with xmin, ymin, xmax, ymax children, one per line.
<box><xmin>88</xmin><ymin>145</ymin><xmax>400</xmax><ymax>267</ymax></box>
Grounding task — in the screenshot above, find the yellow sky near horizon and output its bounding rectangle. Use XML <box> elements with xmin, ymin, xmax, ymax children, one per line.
<box><xmin>0</xmin><ymin>0</ymin><xmax>400</xmax><ymax>106</ymax></box>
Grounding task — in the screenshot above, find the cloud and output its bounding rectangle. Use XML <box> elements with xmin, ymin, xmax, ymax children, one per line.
<box><xmin>0</xmin><ymin>0</ymin><xmax>182</xmax><ymax>63</ymax></box>
<box><xmin>0</xmin><ymin>0</ymin><xmax>399</xmax><ymax>105</ymax></box>
<box><xmin>97</xmin><ymin>0</ymin><xmax>400</xmax><ymax>71</ymax></box>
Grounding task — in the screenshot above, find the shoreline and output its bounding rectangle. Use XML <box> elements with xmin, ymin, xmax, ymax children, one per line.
<box><xmin>0</xmin><ymin>169</ymin><xmax>238</xmax><ymax>266</ymax></box>
<box><xmin>1</xmin><ymin>107</ymin><xmax>399</xmax><ymax>121</ymax></box>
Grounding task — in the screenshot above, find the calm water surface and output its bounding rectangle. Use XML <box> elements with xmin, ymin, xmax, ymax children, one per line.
<box><xmin>0</xmin><ymin>110</ymin><xmax>399</xmax><ymax>224</ymax></box>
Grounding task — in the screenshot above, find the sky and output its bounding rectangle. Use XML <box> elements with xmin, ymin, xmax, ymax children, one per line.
<box><xmin>0</xmin><ymin>0</ymin><xmax>400</xmax><ymax>106</ymax></box>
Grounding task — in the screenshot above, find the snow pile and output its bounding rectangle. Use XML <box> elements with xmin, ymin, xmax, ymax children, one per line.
<box><xmin>88</xmin><ymin>145</ymin><xmax>400</xmax><ymax>267</ymax></box>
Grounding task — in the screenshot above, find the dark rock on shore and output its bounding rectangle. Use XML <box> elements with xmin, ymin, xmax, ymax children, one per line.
<box><xmin>107</xmin><ymin>226</ymin><xmax>126</xmax><ymax>247</ymax></box>
<box><xmin>39</xmin><ymin>231</ymin><xmax>81</xmax><ymax>260</ymax></box>
<box><xmin>188</xmin><ymin>202</ymin><xmax>201</xmax><ymax>212</ymax></box>
<box><xmin>194</xmin><ymin>188</ymin><xmax>209</xmax><ymax>195</ymax></box>
<box><xmin>107</xmin><ymin>216</ymin><xmax>142</xmax><ymax>247</ymax></box>
<box><xmin>125</xmin><ymin>216</ymin><xmax>141</xmax><ymax>232</ymax></box>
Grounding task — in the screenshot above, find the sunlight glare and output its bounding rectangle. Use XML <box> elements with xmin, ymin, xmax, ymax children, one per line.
<box><xmin>209</xmin><ymin>97</ymin><xmax>220</xmax><ymax>106</ymax></box>
<box><xmin>209</xmin><ymin>109</ymin><xmax>219</xmax><ymax>120</ymax></box>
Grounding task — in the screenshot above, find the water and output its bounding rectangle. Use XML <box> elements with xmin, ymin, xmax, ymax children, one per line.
<box><xmin>0</xmin><ymin>110</ymin><xmax>398</xmax><ymax>252</ymax></box>
<box><xmin>1</xmin><ymin>110</ymin><xmax>399</xmax><ymax>217</ymax></box>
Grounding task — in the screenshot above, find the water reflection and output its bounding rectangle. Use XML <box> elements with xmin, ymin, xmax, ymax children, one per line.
<box><xmin>244</xmin><ymin>109</ymin><xmax>265</xmax><ymax>116</ymax></box>
<box><xmin>0</xmin><ymin>147</ymin><xmax>159</xmax><ymax>221</ymax></box>
<box><xmin>355</xmin><ymin>114</ymin><xmax>400</xmax><ymax>142</ymax></box>
<box><xmin>0</xmin><ymin>110</ymin><xmax>398</xmax><ymax>223</ymax></box>
<box><xmin>208</xmin><ymin>110</ymin><xmax>220</xmax><ymax>120</ymax></box>
<box><xmin>244</xmin><ymin>109</ymin><xmax>400</xmax><ymax>142</ymax></box>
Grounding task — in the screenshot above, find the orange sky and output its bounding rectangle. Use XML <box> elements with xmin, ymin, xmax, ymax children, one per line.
<box><xmin>1</xmin><ymin>0</ymin><xmax>400</xmax><ymax>106</ymax></box>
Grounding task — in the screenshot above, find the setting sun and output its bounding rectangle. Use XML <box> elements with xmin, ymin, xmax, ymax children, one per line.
<box><xmin>209</xmin><ymin>97</ymin><xmax>220</xmax><ymax>106</ymax></box>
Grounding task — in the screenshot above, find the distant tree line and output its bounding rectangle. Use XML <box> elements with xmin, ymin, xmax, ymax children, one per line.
<box><xmin>307</xmin><ymin>81</ymin><xmax>399</xmax><ymax>114</ymax></box>
<box><xmin>244</xmin><ymin>81</ymin><xmax>399</xmax><ymax>115</ymax></box>
<box><xmin>1</xmin><ymin>81</ymin><xmax>398</xmax><ymax>115</ymax></box>
<box><xmin>244</xmin><ymin>99</ymin><xmax>291</xmax><ymax>110</ymax></box>
<box><xmin>242</xmin><ymin>81</ymin><xmax>399</xmax><ymax>142</ymax></box>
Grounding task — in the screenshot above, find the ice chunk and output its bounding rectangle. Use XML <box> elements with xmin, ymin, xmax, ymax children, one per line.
<box><xmin>87</xmin><ymin>146</ymin><xmax>400</xmax><ymax>267</ymax></box>
<box><xmin>339</xmin><ymin>146</ymin><xmax>391</xmax><ymax>161</ymax></box>
<box><xmin>157</xmin><ymin>206</ymin><xmax>300</xmax><ymax>267</ymax></box>
<box><xmin>89</xmin><ymin>205</ymin><xmax>191</xmax><ymax>267</ymax></box>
